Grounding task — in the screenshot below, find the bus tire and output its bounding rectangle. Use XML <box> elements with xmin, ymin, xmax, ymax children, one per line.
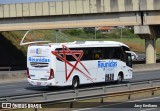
<box><xmin>72</xmin><ymin>76</ymin><xmax>79</xmax><ymax>89</ymax></box>
<box><xmin>117</xmin><ymin>73</ymin><xmax>123</xmax><ymax>83</ymax></box>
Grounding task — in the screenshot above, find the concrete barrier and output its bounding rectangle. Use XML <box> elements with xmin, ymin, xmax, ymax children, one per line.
<box><xmin>133</xmin><ymin>63</ymin><xmax>160</xmax><ymax>72</ymax></box>
<box><xmin>0</xmin><ymin>63</ymin><xmax>160</xmax><ymax>83</ymax></box>
<box><xmin>0</xmin><ymin>71</ymin><xmax>26</xmax><ymax>83</ymax></box>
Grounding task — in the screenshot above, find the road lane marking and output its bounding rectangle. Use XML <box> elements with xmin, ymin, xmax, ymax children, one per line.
<box><xmin>72</xmin><ymin>108</ymin><xmax>92</xmax><ymax>111</ymax></box>
<box><xmin>0</xmin><ymin>84</ymin><xmax>16</xmax><ymax>88</ymax></box>
<box><xmin>128</xmin><ymin>96</ymin><xmax>160</xmax><ymax>102</ymax></box>
<box><xmin>15</xmin><ymin>89</ymin><xmax>27</xmax><ymax>92</ymax></box>
<box><xmin>72</xmin><ymin>96</ymin><xmax>160</xmax><ymax>111</ymax></box>
<box><xmin>140</xmin><ymin>108</ymin><xmax>157</xmax><ymax>111</ymax></box>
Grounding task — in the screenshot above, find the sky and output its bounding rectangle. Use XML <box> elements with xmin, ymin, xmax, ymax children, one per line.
<box><xmin>0</xmin><ymin>0</ymin><xmax>63</xmax><ymax>4</ymax></box>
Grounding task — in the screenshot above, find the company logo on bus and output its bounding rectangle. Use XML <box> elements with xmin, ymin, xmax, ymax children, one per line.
<box><xmin>28</xmin><ymin>57</ymin><xmax>50</xmax><ymax>63</ymax></box>
<box><xmin>98</xmin><ymin>60</ymin><xmax>117</xmax><ymax>68</ymax></box>
<box><xmin>36</xmin><ymin>48</ymin><xmax>42</xmax><ymax>54</ymax></box>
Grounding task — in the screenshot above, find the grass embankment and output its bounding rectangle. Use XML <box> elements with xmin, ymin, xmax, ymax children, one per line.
<box><xmin>1</xmin><ymin>31</ymin><xmax>144</xmax><ymax>53</ymax></box>
<box><xmin>63</xmin><ymin>28</ymin><xmax>160</xmax><ymax>54</ymax></box>
<box><xmin>1</xmin><ymin>28</ymin><xmax>160</xmax><ymax>57</ymax></box>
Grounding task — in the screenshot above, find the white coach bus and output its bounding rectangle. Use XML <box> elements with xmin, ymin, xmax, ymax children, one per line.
<box><xmin>27</xmin><ymin>41</ymin><xmax>133</xmax><ymax>88</ymax></box>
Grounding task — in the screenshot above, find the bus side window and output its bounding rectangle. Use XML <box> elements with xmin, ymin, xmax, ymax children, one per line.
<box><xmin>107</xmin><ymin>48</ymin><xmax>114</xmax><ymax>59</ymax></box>
<box><xmin>122</xmin><ymin>46</ymin><xmax>130</xmax><ymax>62</ymax></box>
<box><xmin>55</xmin><ymin>48</ymin><xmax>63</xmax><ymax>61</ymax></box>
<box><xmin>104</xmin><ymin>47</ymin><xmax>111</xmax><ymax>59</ymax></box>
<box><xmin>106</xmin><ymin>47</ymin><xmax>123</xmax><ymax>61</ymax></box>
<box><xmin>93</xmin><ymin>48</ymin><xmax>103</xmax><ymax>60</ymax></box>
<box><xmin>114</xmin><ymin>47</ymin><xmax>125</xmax><ymax>61</ymax></box>
<box><xmin>81</xmin><ymin>48</ymin><xmax>92</xmax><ymax>61</ymax></box>
<box><xmin>94</xmin><ymin>53</ymin><xmax>100</xmax><ymax>60</ymax></box>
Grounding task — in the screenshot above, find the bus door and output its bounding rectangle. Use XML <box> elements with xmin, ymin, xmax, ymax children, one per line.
<box><xmin>123</xmin><ymin>51</ymin><xmax>133</xmax><ymax>79</ymax></box>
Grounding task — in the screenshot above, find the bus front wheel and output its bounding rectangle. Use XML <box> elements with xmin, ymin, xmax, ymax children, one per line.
<box><xmin>72</xmin><ymin>76</ymin><xmax>79</xmax><ymax>89</ymax></box>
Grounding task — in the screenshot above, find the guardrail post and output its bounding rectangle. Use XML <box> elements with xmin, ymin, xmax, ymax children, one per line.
<box><xmin>152</xmin><ymin>89</ymin><xmax>155</xmax><ymax>96</ymax></box>
<box><xmin>149</xmin><ymin>81</ymin><xmax>154</xmax><ymax>95</ymax></box>
<box><xmin>75</xmin><ymin>89</ymin><xmax>79</xmax><ymax>97</ymax></box>
<box><xmin>127</xmin><ymin>83</ymin><xmax>131</xmax><ymax>90</ymax></box>
<box><xmin>149</xmin><ymin>81</ymin><xmax>153</xmax><ymax>87</ymax></box>
<box><xmin>103</xmin><ymin>86</ymin><xmax>107</xmax><ymax>93</ymax></box>
<box><xmin>43</xmin><ymin>93</ymin><xmax>47</xmax><ymax>100</ymax></box>
<box><xmin>70</xmin><ymin>102</ymin><xmax>73</xmax><ymax>108</ymax></box>
<box><xmin>128</xmin><ymin>94</ymin><xmax>131</xmax><ymax>100</ymax></box>
<box><xmin>101</xmin><ymin>97</ymin><xmax>104</xmax><ymax>103</ymax></box>
<box><xmin>127</xmin><ymin>83</ymin><xmax>131</xmax><ymax>100</ymax></box>
<box><xmin>101</xmin><ymin>86</ymin><xmax>107</xmax><ymax>103</ymax></box>
<box><xmin>6</xmin><ymin>97</ymin><xmax>11</xmax><ymax>102</ymax></box>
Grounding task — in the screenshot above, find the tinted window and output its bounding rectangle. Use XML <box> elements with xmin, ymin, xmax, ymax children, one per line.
<box><xmin>55</xmin><ymin>47</ymin><xmax>125</xmax><ymax>62</ymax></box>
<box><xmin>126</xmin><ymin>53</ymin><xmax>132</xmax><ymax>68</ymax></box>
<box><xmin>103</xmin><ymin>47</ymin><xmax>124</xmax><ymax>61</ymax></box>
<box><xmin>55</xmin><ymin>48</ymin><xmax>83</xmax><ymax>61</ymax></box>
<box><xmin>122</xmin><ymin>46</ymin><xmax>130</xmax><ymax>62</ymax></box>
<box><xmin>92</xmin><ymin>48</ymin><xmax>104</xmax><ymax>60</ymax></box>
<box><xmin>81</xmin><ymin>48</ymin><xmax>92</xmax><ymax>60</ymax></box>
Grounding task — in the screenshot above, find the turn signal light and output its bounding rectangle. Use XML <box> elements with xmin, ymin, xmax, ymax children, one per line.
<box><xmin>27</xmin><ymin>68</ymin><xmax>31</xmax><ymax>79</ymax></box>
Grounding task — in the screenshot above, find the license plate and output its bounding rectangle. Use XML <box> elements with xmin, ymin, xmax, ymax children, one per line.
<box><xmin>37</xmin><ymin>82</ymin><xmax>41</xmax><ymax>85</ymax></box>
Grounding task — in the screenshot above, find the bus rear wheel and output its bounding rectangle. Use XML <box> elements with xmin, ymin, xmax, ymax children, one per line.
<box><xmin>72</xmin><ymin>76</ymin><xmax>79</xmax><ymax>89</ymax></box>
<box><xmin>117</xmin><ymin>73</ymin><xmax>123</xmax><ymax>83</ymax></box>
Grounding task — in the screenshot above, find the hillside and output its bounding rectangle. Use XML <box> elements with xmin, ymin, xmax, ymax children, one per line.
<box><xmin>0</xmin><ymin>32</ymin><xmax>26</xmax><ymax>67</ymax></box>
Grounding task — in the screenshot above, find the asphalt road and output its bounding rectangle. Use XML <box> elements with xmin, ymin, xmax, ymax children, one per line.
<box><xmin>74</xmin><ymin>96</ymin><xmax>160</xmax><ymax>111</ymax></box>
<box><xmin>0</xmin><ymin>70</ymin><xmax>160</xmax><ymax>97</ymax></box>
<box><xmin>136</xmin><ymin>53</ymin><xmax>146</xmax><ymax>60</ymax></box>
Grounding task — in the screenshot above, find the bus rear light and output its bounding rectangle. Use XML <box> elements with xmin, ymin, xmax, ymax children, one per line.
<box><xmin>27</xmin><ymin>68</ymin><xmax>31</xmax><ymax>79</ymax></box>
<box><xmin>49</xmin><ymin>69</ymin><xmax>54</xmax><ymax>80</ymax></box>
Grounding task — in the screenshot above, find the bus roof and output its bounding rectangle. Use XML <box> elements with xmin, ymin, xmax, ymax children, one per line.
<box><xmin>48</xmin><ymin>41</ymin><xmax>129</xmax><ymax>48</ymax></box>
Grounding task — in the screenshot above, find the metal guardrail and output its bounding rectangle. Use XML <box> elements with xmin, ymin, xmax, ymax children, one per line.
<box><xmin>0</xmin><ymin>66</ymin><xmax>26</xmax><ymax>71</ymax></box>
<box><xmin>0</xmin><ymin>67</ymin><xmax>11</xmax><ymax>71</ymax></box>
<box><xmin>39</xmin><ymin>86</ymin><xmax>160</xmax><ymax>107</ymax></box>
<box><xmin>1</xmin><ymin>79</ymin><xmax>160</xmax><ymax>105</ymax></box>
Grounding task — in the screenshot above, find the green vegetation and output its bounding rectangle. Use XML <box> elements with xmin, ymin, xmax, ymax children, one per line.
<box><xmin>1</xmin><ymin>28</ymin><xmax>160</xmax><ymax>58</ymax></box>
<box><xmin>63</xmin><ymin>28</ymin><xmax>139</xmax><ymax>39</ymax></box>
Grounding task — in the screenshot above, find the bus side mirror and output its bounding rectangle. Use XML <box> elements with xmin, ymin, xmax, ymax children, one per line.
<box><xmin>125</xmin><ymin>51</ymin><xmax>138</xmax><ymax>60</ymax></box>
